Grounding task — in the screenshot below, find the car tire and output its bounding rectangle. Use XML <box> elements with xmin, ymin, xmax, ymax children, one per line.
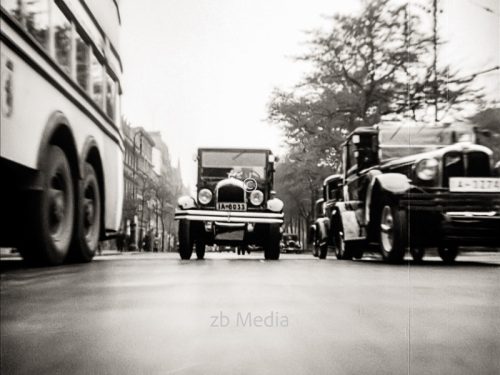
<box><xmin>18</xmin><ymin>145</ymin><xmax>75</xmax><ymax>266</ymax></box>
<box><xmin>196</xmin><ymin>241</ymin><xmax>205</xmax><ymax>260</ymax></box>
<box><xmin>264</xmin><ymin>224</ymin><xmax>281</xmax><ymax>260</ymax></box>
<box><xmin>410</xmin><ymin>247</ymin><xmax>425</xmax><ymax>263</ymax></box>
<box><xmin>438</xmin><ymin>244</ymin><xmax>458</xmax><ymax>264</ymax></box>
<box><xmin>318</xmin><ymin>243</ymin><xmax>327</xmax><ymax>259</ymax></box>
<box><xmin>178</xmin><ymin>219</ymin><xmax>193</xmax><ymax>260</ymax></box>
<box><xmin>69</xmin><ymin>163</ymin><xmax>101</xmax><ymax>263</ymax></box>
<box><xmin>378</xmin><ymin>196</ymin><xmax>407</xmax><ymax>263</ymax></box>
<box><xmin>334</xmin><ymin>228</ymin><xmax>353</xmax><ymax>260</ymax></box>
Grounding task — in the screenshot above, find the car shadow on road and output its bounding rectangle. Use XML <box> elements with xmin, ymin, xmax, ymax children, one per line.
<box><xmin>354</xmin><ymin>259</ymin><xmax>500</xmax><ymax>268</ymax></box>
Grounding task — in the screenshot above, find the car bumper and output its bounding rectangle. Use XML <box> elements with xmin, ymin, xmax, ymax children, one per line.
<box><xmin>174</xmin><ymin>209</ymin><xmax>284</xmax><ymax>224</ymax></box>
<box><xmin>400</xmin><ymin>191</ymin><xmax>500</xmax><ymax>246</ymax></box>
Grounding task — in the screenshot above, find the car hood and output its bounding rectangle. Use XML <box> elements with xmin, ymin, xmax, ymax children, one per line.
<box><xmin>380</xmin><ymin>142</ymin><xmax>492</xmax><ymax>169</ymax></box>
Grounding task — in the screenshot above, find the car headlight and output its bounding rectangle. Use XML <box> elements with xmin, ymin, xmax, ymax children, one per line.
<box><xmin>267</xmin><ymin>198</ymin><xmax>284</xmax><ymax>212</ymax></box>
<box><xmin>249</xmin><ymin>190</ymin><xmax>264</xmax><ymax>206</ymax></box>
<box><xmin>415</xmin><ymin>158</ymin><xmax>438</xmax><ymax>181</ymax></box>
<box><xmin>198</xmin><ymin>188</ymin><xmax>213</xmax><ymax>205</ymax></box>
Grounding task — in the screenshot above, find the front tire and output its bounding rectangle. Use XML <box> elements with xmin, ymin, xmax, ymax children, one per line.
<box><xmin>178</xmin><ymin>220</ymin><xmax>193</xmax><ymax>260</ymax></box>
<box><xmin>196</xmin><ymin>242</ymin><xmax>205</xmax><ymax>259</ymax></box>
<box><xmin>19</xmin><ymin>145</ymin><xmax>75</xmax><ymax>266</ymax></box>
<box><xmin>438</xmin><ymin>244</ymin><xmax>458</xmax><ymax>264</ymax></box>
<box><xmin>378</xmin><ymin>196</ymin><xmax>407</xmax><ymax>263</ymax></box>
<box><xmin>69</xmin><ymin>163</ymin><xmax>101</xmax><ymax>262</ymax></box>
<box><xmin>334</xmin><ymin>228</ymin><xmax>352</xmax><ymax>260</ymax></box>
<box><xmin>264</xmin><ymin>224</ymin><xmax>281</xmax><ymax>260</ymax></box>
<box><xmin>318</xmin><ymin>243</ymin><xmax>327</xmax><ymax>259</ymax></box>
<box><xmin>410</xmin><ymin>247</ymin><xmax>425</xmax><ymax>263</ymax></box>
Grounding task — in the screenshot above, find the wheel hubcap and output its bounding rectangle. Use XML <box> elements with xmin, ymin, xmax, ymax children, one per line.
<box><xmin>380</xmin><ymin>206</ymin><xmax>394</xmax><ymax>252</ymax></box>
<box><xmin>84</xmin><ymin>184</ymin><xmax>98</xmax><ymax>242</ymax></box>
<box><xmin>48</xmin><ymin>174</ymin><xmax>68</xmax><ymax>239</ymax></box>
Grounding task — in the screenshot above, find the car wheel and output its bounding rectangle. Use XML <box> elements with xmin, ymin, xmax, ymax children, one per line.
<box><xmin>318</xmin><ymin>243</ymin><xmax>327</xmax><ymax>259</ymax></box>
<box><xmin>312</xmin><ymin>238</ymin><xmax>319</xmax><ymax>257</ymax></box>
<box><xmin>334</xmin><ymin>229</ymin><xmax>352</xmax><ymax>260</ymax></box>
<box><xmin>178</xmin><ymin>219</ymin><xmax>193</xmax><ymax>260</ymax></box>
<box><xmin>196</xmin><ymin>241</ymin><xmax>205</xmax><ymax>260</ymax></box>
<box><xmin>69</xmin><ymin>163</ymin><xmax>101</xmax><ymax>263</ymax></box>
<box><xmin>438</xmin><ymin>244</ymin><xmax>458</xmax><ymax>264</ymax></box>
<box><xmin>19</xmin><ymin>145</ymin><xmax>75</xmax><ymax>266</ymax></box>
<box><xmin>410</xmin><ymin>247</ymin><xmax>425</xmax><ymax>263</ymax></box>
<box><xmin>264</xmin><ymin>224</ymin><xmax>281</xmax><ymax>260</ymax></box>
<box><xmin>378</xmin><ymin>196</ymin><xmax>407</xmax><ymax>263</ymax></box>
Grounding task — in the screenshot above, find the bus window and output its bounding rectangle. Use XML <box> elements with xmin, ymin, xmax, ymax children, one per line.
<box><xmin>105</xmin><ymin>72</ymin><xmax>116</xmax><ymax>120</ymax></box>
<box><xmin>2</xmin><ymin>0</ymin><xmax>23</xmax><ymax>23</ymax></box>
<box><xmin>90</xmin><ymin>52</ymin><xmax>103</xmax><ymax>108</ymax></box>
<box><xmin>25</xmin><ymin>0</ymin><xmax>50</xmax><ymax>51</ymax></box>
<box><xmin>76</xmin><ymin>29</ymin><xmax>90</xmax><ymax>92</ymax></box>
<box><xmin>52</xmin><ymin>2</ymin><xmax>71</xmax><ymax>75</ymax></box>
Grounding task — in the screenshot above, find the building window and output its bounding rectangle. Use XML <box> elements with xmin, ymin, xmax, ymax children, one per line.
<box><xmin>24</xmin><ymin>0</ymin><xmax>50</xmax><ymax>50</ymax></box>
<box><xmin>105</xmin><ymin>72</ymin><xmax>116</xmax><ymax>120</ymax></box>
<box><xmin>75</xmin><ymin>28</ymin><xmax>90</xmax><ymax>91</ymax></box>
<box><xmin>90</xmin><ymin>51</ymin><xmax>103</xmax><ymax>108</ymax></box>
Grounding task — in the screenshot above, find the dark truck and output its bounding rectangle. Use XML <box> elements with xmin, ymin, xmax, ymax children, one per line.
<box><xmin>318</xmin><ymin>121</ymin><xmax>500</xmax><ymax>263</ymax></box>
<box><xmin>174</xmin><ymin>148</ymin><xmax>284</xmax><ymax>260</ymax></box>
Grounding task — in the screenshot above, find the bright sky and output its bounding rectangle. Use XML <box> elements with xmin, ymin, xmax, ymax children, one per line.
<box><xmin>120</xmin><ymin>0</ymin><xmax>499</xmax><ymax>190</ymax></box>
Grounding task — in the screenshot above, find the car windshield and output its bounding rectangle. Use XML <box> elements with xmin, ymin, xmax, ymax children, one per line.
<box><xmin>378</xmin><ymin>123</ymin><xmax>474</xmax><ymax>160</ymax></box>
<box><xmin>200</xmin><ymin>150</ymin><xmax>267</xmax><ymax>180</ymax></box>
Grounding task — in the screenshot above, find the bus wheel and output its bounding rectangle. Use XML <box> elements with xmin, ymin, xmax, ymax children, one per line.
<box><xmin>178</xmin><ymin>220</ymin><xmax>193</xmax><ymax>260</ymax></box>
<box><xmin>264</xmin><ymin>224</ymin><xmax>281</xmax><ymax>260</ymax></box>
<box><xmin>70</xmin><ymin>163</ymin><xmax>101</xmax><ymax>262</ymax></box>
<box><xmin>20</xmin><ymin>145</ymin><xmax>75</xmax><ymax>266</ymax></box>
<box><xmin>196</xmin><ymin>241</ymin><xmax>205</xmax><ymax>260</ymax></box>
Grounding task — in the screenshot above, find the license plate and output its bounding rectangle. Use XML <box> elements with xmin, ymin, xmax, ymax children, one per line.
<box><xmin>449</xmin><ymin>177</ymin><xmax>500</xmax><ymax>192</ymax></box>
<box><xmin>216</xmin><ymin>202</ymin><xmax>247</xmax><ymax>211</ymax></box>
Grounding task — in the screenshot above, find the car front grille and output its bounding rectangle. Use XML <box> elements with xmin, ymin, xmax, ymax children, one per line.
<box><xmin>217</xmin><ymin>184</ymin><xmax>244</xmax><ymax>203</ymax></box>
<box><xmin>443</xmin><ymin>151</ymin><xmax>491</xmax><ymax>186</ymax></box>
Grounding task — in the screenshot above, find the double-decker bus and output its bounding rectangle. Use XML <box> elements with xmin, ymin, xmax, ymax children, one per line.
<box><xmin>0</xmin><ymin>0</ymin><xmax>123</xmax><ymax>265</ymax></box>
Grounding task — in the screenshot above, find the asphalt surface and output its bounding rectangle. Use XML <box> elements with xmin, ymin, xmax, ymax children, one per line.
<box><xmin>1</xmin><ymin>251</ymin><xmax>499</xmax><ymax>375</ymax></box>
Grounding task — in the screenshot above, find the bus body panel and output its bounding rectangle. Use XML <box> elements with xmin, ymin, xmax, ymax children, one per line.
<box><xmin>0</xmin><ymin>5</ymin><xmax>123</xmax><ymax>234</ymax></box>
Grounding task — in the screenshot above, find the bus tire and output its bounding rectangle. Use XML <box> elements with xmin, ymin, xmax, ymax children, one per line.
<box><xmin>178</xmin><ymin>220</ymin><xmax>193</xmax><ymax>260</ymax></box>
<box><xmin>69</xmin><ymin>163</ymin><xmax>101</xmax><ymax>262</ymax></box>
<box><xmin>19</xmin><ymin>145</ymin><xmax>75</xmax><ymax>266</ymax></box>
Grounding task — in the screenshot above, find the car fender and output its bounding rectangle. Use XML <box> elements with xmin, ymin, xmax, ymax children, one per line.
<box><xmin>316</xmin><ymin>217</ymin><xmax>330</xmax><ymax>243</ymax></box>
<box><xmin>365</xmin><ymin>173</ymin><xmax>411</xmax><ymax>224</ymax></box>
<box><xmin>333</xmin><ymin>202</ymin><xmax>366</xmax><ymax>241</ymax></box>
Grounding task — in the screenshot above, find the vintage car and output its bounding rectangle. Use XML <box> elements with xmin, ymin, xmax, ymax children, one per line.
<box><xmin>280</xmin><ymin>233</ymin><xmax>302</xmax><ymax>254</ymax></box>
<box><xmin>174</xmin><ymin>148</ymin><xmax>284</xmax><ymax>260</ymax></box>
<box><xmin>329</xmin><ymin>121</ymin><xmax>500</xmax><ymax>263</ymax></box>
<box><xmin>310</xmin><ymin>174</ymin><xmax>343</xmax><ymax>259</ymax></box>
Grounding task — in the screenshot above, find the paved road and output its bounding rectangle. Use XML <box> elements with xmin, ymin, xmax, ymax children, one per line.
<box><xmin>1</xmin><ymin>251</ymin><xmax>499</xmax><ymax>375</ymax></box>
